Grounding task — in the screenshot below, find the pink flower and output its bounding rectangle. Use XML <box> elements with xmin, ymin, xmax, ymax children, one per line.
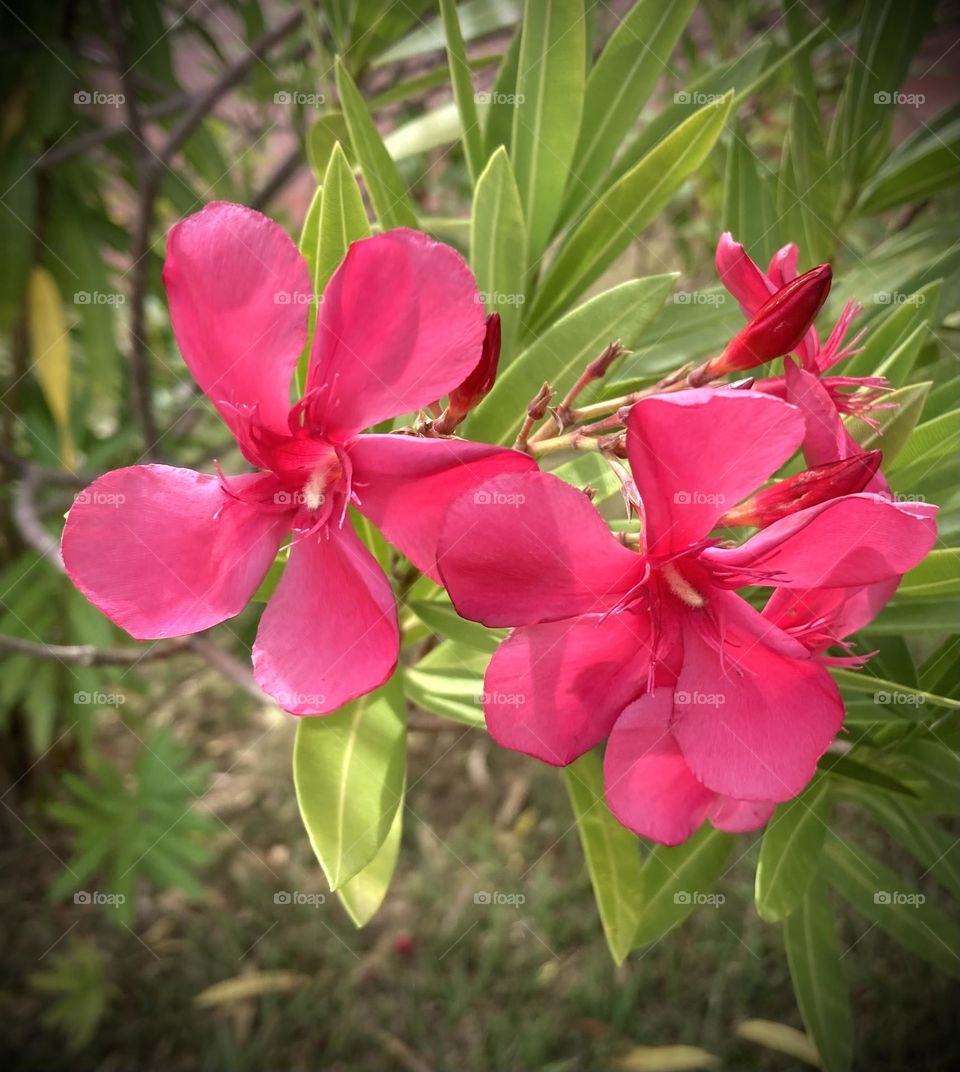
<box><xmin>716</xmin><ymin>232</ymin><xmax>890</xmax><ymax>474</ymax></box>
<box><xmin>437</xmin><ymin>389</ymin><xmax>936</xmax><ymax>844</ymax></box>
<box><xmin>62</xmin><ymin>203</ymin><xmax>533</xmax><ymax>715</ymax></box>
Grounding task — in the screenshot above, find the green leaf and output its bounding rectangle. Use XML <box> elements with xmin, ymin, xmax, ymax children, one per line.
<box><xmin>561</xmin><ymin>0</ymin><xmax>697</xmax><ymax>223</ymax></box>
<box><xmin>850</xmin><ymin>381</ymin><xmax>930</xmax><ymax>464</ymax></box>
<box><xmin>824</xmin><ymin>833</ymin><xmax>960</xmax><ymax>978</ymax></box>
<box><xmin>755</xmin><ymin>776</ymin><xmax>830</xmax><ymax>922</ymax></box>
<box><xmin>336</xmin><ymin>786</ymin><xmax>404</xmax><ymax>926</ymax></box>
<box><xmin>778</xmin><ymin>92</ymin><xmax>834</xmax><ymax>264</ymax></box>
<box><xmin>897</xmin><ymin>549</ymin><xmax>959</xmax><ymax>600</ymax></box>
<box><xmin>736</xmin><ymin>1020</ymin><xmax>820</xmax><ymax>1069</ymax></box>
<box><xmin>484</xmin><ymin>24</ymin><xmax>521</xmax><ymax>155</ymax></box>
<box><xmin>842</xmin><ymin>280</ymin><xmax>940</xmax><ymax>379</ymax></box>
<box><xmin>407</xmin><ymin>598</ymin><xmax>504</xmax><ymax>653</ymax></box>
<box><xmin>722</xmin><ymin>119</ymin><xmax>778</xmax><ymax>264</ymax></box>
<box><xmin>510</xmin><ymin>0</ymin><xmax>585</xmax><ymax>261</ymax></box>
<box><xmin>466</xmin><ymin>275</ymin><xmax>677</xmax><ymax>444</ymax></box>
<box><xmin>404</xmin><ymin>640</ymin><xmax>489</xmax><ymax>727</ymax></box>
<box><xmin>783</xmin><ymin>874</ymin><xmax>854</xmax><ymax>1072</ymax></box>
<box><xmin>848</xmin><ymin>791</ymin><xmax>960</xmax><ymax>899</ymax></box>
<box><xmin>27</xmin><ymin>267</ymin><xmax>75</xmax><ymax>468</ymax></box>
<box><xmin>830</xmin><ymin>668</ymin><xmax>960</xmax><ymax>711</ymax></box>
<box><xmin>439</xmin><ymin>0</ymin><xmax>485</xmax><ymax>183</ymax></box>
<box><xmin>889</xmin><ymin>409</ymin><xmax>960</xmax><ymax>486</ymax></box>
<box><xmin>471</xmin><ymin>146</ymin><xmax>527</xmax><ymax>361</ymax></box>
<box><xmin>316</xmin><ymin>142</ymin><xmax>371</xmax><ymax>294</ymax></box>
<box><xmin>633</xmin><ymin>826</ymin><xmax>733</xmax><ymax>948</ymax></box>
<box><xmin>293</xmin><ymin>676</ymin><xmax>406</xmax><ymax>890</ymax></box>
<box><xmin>306</xmin><ymin>111</ymin><xmax>351</xmax><ymax>180</ymax></box>
<box><xmin>528</xmin><ymin>93</ymin><xmax>732</xmax><ymax>330</ymax></box>
<box><xmin>335</xmin><ymin>59</ymin><xmax>417</xmax><ymax>229</ymax></box>
<box><xmin>564</xmin><ymin>750</ymin><xmax>644</xmax><ymax>964</ymax></box>
<box><xmin>384</xmin><ymin>101</ymin><xmax>463</xmax><ymax>159</ymax></box>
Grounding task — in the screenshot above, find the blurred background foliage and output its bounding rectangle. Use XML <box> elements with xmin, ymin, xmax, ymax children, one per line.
<box><xmin>0</xmin><ymin>0</ymin><xmax>958</xmax><ymax>1068</ymax></box>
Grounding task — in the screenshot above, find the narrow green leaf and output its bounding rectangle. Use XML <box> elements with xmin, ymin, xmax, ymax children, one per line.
<box><xmin>335</xmin><ymin>59</ymin><xmax>417</xmax><ymax>229</ymax></box>
<box><xmin>316</xmin><ymin>142</ymin><xmax>371</xmax><ymax>294</ymax></box>
<box><xmin>830</xmin><ymin>667</ymin><xmax>960</xmax><ymax>711</ymax></box>
<box><xmin>510</xmin><ymin>0</ymin><xmax>585</xmax><ymax>261</ymax></box>
<box><xmin>723</xmin><ymin>119</ymin><xmax>778</xmax><ymax>264</ymax></box>
<box><xmin>824</xmin><ymin>833</ymin><xmax>960</xmax><ymax>978</ymax></box>
<box><xmin>306</xmin><ymin>111</ymin><xmax>351</xmax><ymax>180</ymax></box>
<box><xmin>755</xmin><ymin>776</ymin><xmax>830</xmax><ymax>922</ymax></box>
<box><xmin>466</xmin><ymin>275</ymin><xmax>677</xmax><ymax>444</ymax></box>
<box><xmin>439</xmin><ymin>0</ymin><xmax>485</xmax><ymax>183</ymax></box>
<box><xmin>851</xmin><ymin>381</ymin><xmax>930</xmax><ymax>463</ymax></box>
<box><xmin>483</xmin><ymin>24</ymin><xmax>521</xmax><ymax>155</ymax></box>
<box><xmin>561</xmin><ymin>0</ymin><xmax>697</xmax><ymax>221</ymax></box>
<box><xmin>564</xmin><ymin>751</ymin><xmax>643</xmax><ymax>964</ymax></box>
<box><xmin>633</xmin><ymin>826</ymin><xmax>733</xmax><ymax>948</ymax></box>
<box><xmin>293</xmin><ymin>676</ymin><xmax>406</xmax><ymax>890</ymax></box>
<box><xmin>778</xmin><ymin>93</ymin><xmax>834</xmax><ymax>264</ymax></box>
<box><xmin>819</xmin><ymin>753</ymin><xmax>918</xmax><ymax>797</ymax></box>
<box><xmin>528</xmin><ymin>94</ymin><xmax>732</xmax><ymax>330</ymax></box>
<box><xmin>407</xmin><ymin>598</ymin><xmax>504</xmax><ymax>653</ymax></box>
<box><xmin>336</xmin><ymin>787</ymin><xmax>404</xmax><ymax>926</ymax></box>
<box><xmin>897</xmin><ymin>549</ymin><xmax>959</xmax><ymax>600</ymax></box>
<box><xmin>783</xmin><ymin>874</ymin><xmax>854</xmax><ymax>1072</ymax></box>
<box><xmin>470</xmin><ymin>146</ymin><xmax>527</xmax><ymax>361</ymax></box>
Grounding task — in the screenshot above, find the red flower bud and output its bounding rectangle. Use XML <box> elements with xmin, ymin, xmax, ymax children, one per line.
<box><xmin>719</xmin><ymin>450</ymin><xmax>881</xmax><ymax>528</ymax></box>
<box><xmin>696</xmin><ymin>264</ymin><xmax>832</xmax><ymax>382</ymax></box>
<box><xmin>433</xmin><ymin>313</ymin><xmax>501</xmax><ymax>432</ymax></box>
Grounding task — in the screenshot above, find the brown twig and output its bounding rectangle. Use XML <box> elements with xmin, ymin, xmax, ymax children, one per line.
<box><xmin>513</xmin><ymin>382</ymin><xmax>553</xmax><ymax>451</ymax></box>
<box><xmin>528</xmin><ymin>341</ymin><xmax>624</xmax><ymax>443</ymax></box>
<box><xmin>0</xmin><ymin>632</ymin><xmax>190</xmax><ymax>665</ymax></box>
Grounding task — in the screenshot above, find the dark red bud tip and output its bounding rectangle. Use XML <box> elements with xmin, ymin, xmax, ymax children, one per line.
<box><xmin>720</xmin><ymin>449</ymin><xmax>881</xmax><ymax>527</ymax></box>
<box><xmin>435</xmin><ymin>314</ymin><xmax>502</xmax><ymax>431</ymax></box>
<box><xmin>705</xmin><ymin>263</ymin><xmax>833</xmax><ymax>379</ymax></box>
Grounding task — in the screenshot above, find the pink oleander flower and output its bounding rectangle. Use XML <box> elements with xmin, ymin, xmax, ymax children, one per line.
<box><xmin>437</xmin><ymin>389</ymin><xmax>936</xmax><ymax>845</ymax></box>
<box><xmin>62</xmin><ymin>202</ymin><xmax>533</xmax><ymax>715</ymax></box>
<box><xmin>715</xmin><ymin>232</ymin><xmax>891</xmax><ymax>473</ymax></box>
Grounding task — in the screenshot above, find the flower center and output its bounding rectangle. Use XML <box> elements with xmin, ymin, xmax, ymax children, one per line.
<box><xmin>661</xmin><ymin>561</ymin><xmax>706</xmax><ymax>608</ymax></box>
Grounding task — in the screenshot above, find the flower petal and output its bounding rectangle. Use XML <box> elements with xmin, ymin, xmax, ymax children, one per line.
<box><xmin>783</xmin><ymin>359</ymin><xmax>862</xmax><ymax>466</ymax></box>
<box><xmin>626</xmin><ymin>389</ymin><xmax>805</xmax><ymax>557</ymax></box>
<box><xmin>484</xmin><ymin>609</ymin><xmax>653</xmax><ymax>766</ymax></box>
<box><xmin>437</xmin><ymin>470</ymin><xmax>648</xmax><ymax>627</ymax></box>
<box><xmin>672</xmin><ymin>590</ymin><xmax>843</xmax><ymax>801</ymax></box>
<box><xmin>163</xmin><ymin>202</ymin><xmax>310</xmax><ymax>445</ymax></box>
<box><xmin>253</xmin><ymin>520</ymin><xmax>399</xmax><ymax>715</ymax></box>
<box><xmin>703</xmin><ymin>493</ymin><xmax>938</xmax><ymax>590</ymax></box>
<box><xmin>348</xmin><ymin>434</ymin><xmax>535</xmax><ymax>583</ymax></box>
<box><xmin>62</xmin><ymin>465</ymin><xmax>290</xmax><ymax>640</ymax></box>
<box><xmin>708</xmin><ymin>796</ymin><xmax>776</xmax><ymax>833</ymax></box>
<box><xmin>603</xmin><ymin>690</ymin><xmax>715</xmax><ymax>845</ymax></box>
<box><xmin>305</xmin><ymin>229</ymin><xmax>486</xmax><ymax>438</ymax></box>
<box><xmin>763</xmin><ymin>578</ymin><xmax>901</xmax><ymax>649</ymax></box>
<box><xmin>715</xmin><ymin>232</ymin><xmax>775</xmax><ymax>315</ymax></box>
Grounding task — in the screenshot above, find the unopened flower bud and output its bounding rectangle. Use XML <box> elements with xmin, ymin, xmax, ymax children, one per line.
<box><xmin>436</xmin><ymin>313</ymin><xmax>501</xmax><ymax>432</ymax></box>
<box><xmin>691</xmin><ymin>264</ymin><xmax>832</xmax><ymax>384</ymax></box>
<box><xmin>719</xmin><ymin>450</ymin><xmax>882</xmax><ymax>528</ymax></box>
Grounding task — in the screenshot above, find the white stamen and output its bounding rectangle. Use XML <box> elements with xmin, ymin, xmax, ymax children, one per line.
<box><xmin>303</xmin><ymin>469</ymin><xmax>327</xmax><ymax>512</ymax></box>
<box><xmin>662</xmin><ymin>562</ymin><xmax>705</xmax><ymax>608</ymax></box>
